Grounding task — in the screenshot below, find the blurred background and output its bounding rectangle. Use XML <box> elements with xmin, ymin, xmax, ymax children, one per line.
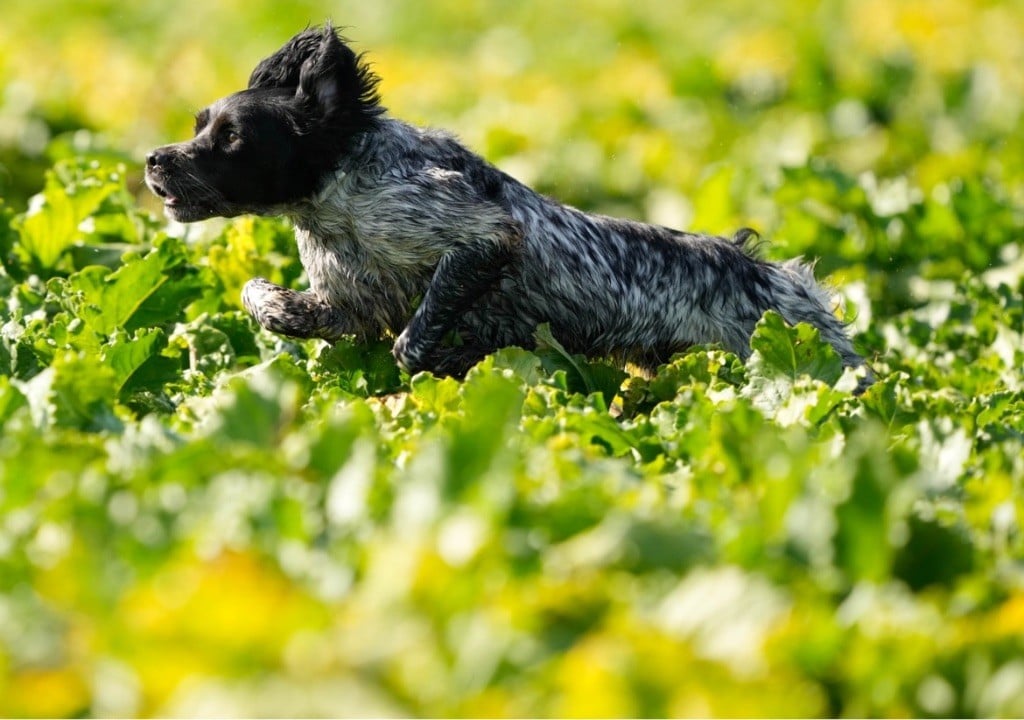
<box><xmin>2</xmin><ymin>0</ymin><xmax>1023</xmax><ymax>227</ymax></box>
<box><xmin>2</xmin><ymin>1</ymin><xmax>1024</xmax><ymax>718</ymax></box>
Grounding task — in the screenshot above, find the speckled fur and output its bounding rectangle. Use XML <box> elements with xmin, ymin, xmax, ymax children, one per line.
<box><xmin>148</xmin><ymin>25</ymin><xmax>869</xmax><ymax>383</ymax></box>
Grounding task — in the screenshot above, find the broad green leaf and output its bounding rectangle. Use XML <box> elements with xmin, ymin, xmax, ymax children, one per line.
<box><xmin>410</xmin><ymin>372</ymin><xmax>462</xmax><ymax>417</ymax></box>
<box><xmin>204</xmin><ymin>216</ymin><xmax>302</xmax><ymax>309</ymax></box>
<box><xmin>11</xmin><ymin>163</ymin><xmax>123</xmax><ymax>274</ymax></box>
<box><xmin>489</xmin><ymin>346</ymin><xmax>545</xmax><ymax>384</ymax></box>
<box><xmin>748</xmin><ymin>311</ymin><xmax>845</xmax><ymax>385</ymax></box>
<box><xmin>313</xmin><ymin>338</ymin><xmax>401</xmax><ymax>396</ymax></box>
<box><xmin>101</xmin><ymin>327</ymin><xmax>183</xmax><ymax>408</ymax></box>
<box><xmin>19</xmin><ymin>352</ymin><xmax>122</xmax><ymax>432</ymax></box>
<box><xmin>445</xmin><ymin>367</ymin><xmax>524</xmax><ymax>498</ymax></box>
<box><xmin>103</xmin><ymin>328</ymin><xmax>167</xmax><ymax>390</ymax></box>
<box><xmin>534</xmin><ymin>322</ymin><xmax>592</xmax><ymax>391</ymax></box>
<box><xmin>534</xmin><ymin>323</ymin><xmax>626</xmax><ymax>404</ymax></box>
<box><xmin>191</xmin><ymin>355</ymin><xmax>312</xmax><ymax>445</ymax></box>
<box><xmin>68</xmin><ymin>236</ymin><xmax>197</xmax><ymax>335</ymax></box>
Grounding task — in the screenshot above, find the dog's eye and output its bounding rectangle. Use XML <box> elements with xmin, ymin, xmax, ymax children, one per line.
<box><xmin>220</xmin><ymin>130</ymin><xmax>242</xmax><ymax>148</ymax></box>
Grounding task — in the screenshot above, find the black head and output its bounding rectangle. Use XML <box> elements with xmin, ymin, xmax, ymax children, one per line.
<box><xmin>145</xmin><ymin>24</ymin><xmax>383</xmax><ymax>222</ymax></box>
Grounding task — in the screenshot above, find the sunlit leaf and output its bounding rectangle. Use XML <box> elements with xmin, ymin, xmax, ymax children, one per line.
<box><xmin>12</xmin><ymin>166</ymin><xmax>121</xmax><ymax>273</ymax></box>
<box><xmin>67</xmin><ymin>236</ymin><xmax>199</xmax><ymax>335</ymax></box>
<box><xmin>2</xmin><ymin>6</ymin><xmax>1024</xmax><ymax>718</ymax></box>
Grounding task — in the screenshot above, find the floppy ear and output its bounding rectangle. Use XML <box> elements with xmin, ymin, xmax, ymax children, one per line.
<box><xmin>294</xmin><ymin>27</ymin><xmax>357</xmax><ymax>118</ymax></box>
<box><xmin>248</xmin><ymin>27</ymin><xmax>324</xmax><ymax>90</ymax></box>
<box><xmin>249</xmin><ymin>25</ymin><xmax>382</xmax><ymax>125</ymax></box>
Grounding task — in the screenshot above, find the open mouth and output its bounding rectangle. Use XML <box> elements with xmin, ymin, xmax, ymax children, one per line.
<box><xmin>147</xmin><ymin>180</ymin><xmax>180</xmax><ymax>207</ymax></box>
<box><xmin>144</xmin><ymin>169</ymin><xmax>221</xmax><ymax>221</ymax></box>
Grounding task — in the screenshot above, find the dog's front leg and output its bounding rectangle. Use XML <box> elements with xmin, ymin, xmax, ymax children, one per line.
<box><xmin>242</xmin><ymin>277</ymin><xmax>360</xmax><ymax>341</ymax></box>
<box><xmin>393</xmin><ymin>231</ymin><xmax>519</xmax><ymax>374</ymax></box>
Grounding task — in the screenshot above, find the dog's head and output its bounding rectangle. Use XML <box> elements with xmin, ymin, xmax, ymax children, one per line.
<box><xmin>145</xmin><ymin>25</ymin><xmax>382</xmax><ymax>222</ymax></box>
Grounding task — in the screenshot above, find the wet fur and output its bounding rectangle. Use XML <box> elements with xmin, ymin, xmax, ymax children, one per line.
<box><xmin>145</xmin><ymin>24</ymin><xmax>869</xmax><ymax>383</ymax></box>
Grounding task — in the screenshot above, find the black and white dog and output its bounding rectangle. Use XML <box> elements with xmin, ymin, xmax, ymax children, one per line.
<box><xmin>145</xmin><ymin>24</ymin><xmax>869</xmax><ymax>384</ymax></box>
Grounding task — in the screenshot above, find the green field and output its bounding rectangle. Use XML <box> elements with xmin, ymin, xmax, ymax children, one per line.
<box><xmin>1</xmin><ymin>1</ymin><xmax>1023</xmax><ymax>717</ymax></box>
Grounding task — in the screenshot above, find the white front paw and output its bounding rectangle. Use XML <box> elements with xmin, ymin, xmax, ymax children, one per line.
<box><xmin>392</xmin><ymin>327</ymin><xmax>421</xmax><ymax>372</ymax></box>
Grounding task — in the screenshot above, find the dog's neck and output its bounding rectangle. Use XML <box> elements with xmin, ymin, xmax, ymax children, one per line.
<box><xmin>314</xmin><ymin>166</ymin><xmax>349</xmax><ymax>205</ymax></box>
<box><xmin>310</xmin><ymin>129</ymin><xmax>380</xmax><ymax>204</ymax></box>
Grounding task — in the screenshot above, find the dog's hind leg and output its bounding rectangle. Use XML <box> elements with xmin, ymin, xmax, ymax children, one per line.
<box><xmin>392</xmin><ymin>229</ymin><xmax>520</xmax><ymax>374</ymax></box>
<box><xmin>241</xmin><ymin>277</ymin><xmax>358</xmax><ymax>341</ymax></box>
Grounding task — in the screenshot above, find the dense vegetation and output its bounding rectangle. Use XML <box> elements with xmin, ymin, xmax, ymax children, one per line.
<box><xmin>1</xmin><ymin>0</ymin><xmax>1022</xmax><ymax>716</ymax></box>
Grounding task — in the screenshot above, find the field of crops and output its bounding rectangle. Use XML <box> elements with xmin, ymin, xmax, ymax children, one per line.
<box><xmin>2</xmin><ymin>0</ymin><xmax>1023</xmax><ymax>717</ymax></box>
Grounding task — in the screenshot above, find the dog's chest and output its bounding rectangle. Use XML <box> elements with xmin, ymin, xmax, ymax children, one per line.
<box><xmin>294</xmin><ymin>223</ymin><xmax>433</xmax><ymax>329</ymax></box>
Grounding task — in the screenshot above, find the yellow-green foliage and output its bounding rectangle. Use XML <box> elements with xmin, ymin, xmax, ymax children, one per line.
<box><xmin>1</xmin><ymin>1</ymin><xmax>1023</xmax><ymax>717</ymax></box>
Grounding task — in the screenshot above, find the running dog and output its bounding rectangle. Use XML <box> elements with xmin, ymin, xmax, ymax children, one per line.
<box><xmin>145</xmin><ymin>24</ymin><xmax>869</xmax><ymax>384</ymax></box>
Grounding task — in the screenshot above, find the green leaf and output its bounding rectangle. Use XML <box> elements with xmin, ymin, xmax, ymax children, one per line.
<box><xmin>191</xmin><ymin>355</ymin><xmax>312</xmax><ymax>445</ymax></box>
<box><xmin>444</xmin><ymin>366</ymin><xmax>525</xmax><ymax>498</ymax></box>
<box><xmin>749</xmin><ymin>311</ymin><xmax>845</xmax><ymax>385</ymax></box>
<box><xmin>103</xmin><ymin>328</ymin><xmax>163</xmax><ymax>385</ymax></box>
<box><xmin>567</xmin><ymin>411</ymin><xmax>638</xmax><ymax>457</ymax></box>
<box><xmin>489</xmin><ymin>346</ymin><xmax>545</xmax><ymax>384</ymax></box>
<box><xmin>101</xmin><ymin>327</ymin><xmax>183</xmax><ymax>404</ymax></box>
<box><xmin>19</xmin><ymin>352</ymin><xmax>122</xmax><ymax>432</ymax></box>
<box><xmin>11</xmin><ymin>163</ymin><xmax>123</xmax><ymax>274</ymax></box>
<box><xmin>68</xmin><ymin>236</ymin><xmax>199</xmax><ymax>336</ymax></box>
<box><xmin>313</xmin><ymin>338</ymin><xmax>402</xmax><ymax>396</ymax></box>
<box><xmin>0</xmin><ymin>201</ymin><xmax>24</xmax><ymax>280</ymax></box>
<box><xmin>410</xmin><ymin>372</ymin><xmax>463</xmax><ymax>417</ymax></box>
<box><xmin>0</xmin><ymin>375</ymin><xmax>28</xmax><ymax>426</ymax></box>
<box><xmin>534</xmin><ymin>323</ymin><xmax>592</xmax><ymax>390</ymax></box>
<box><xmin>203</xmin><ymin>216</ymin><xmax>304</xmax><ymax>309</ymax></box>
<box><xmin>534</xmin><ymin>323</ymin><xmax>626</xmax><ymax>404</ymax></box>
<box><xmin>832</xmin><ymin>424</ymin><xmax>901</xmax><ymax>583</ymax></box>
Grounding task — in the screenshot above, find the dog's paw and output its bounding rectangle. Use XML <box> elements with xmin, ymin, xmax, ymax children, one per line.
<box><xmin>241</xmin><ymin>277</ymin><xmax>324</xmax><ymax>339</ymax></box>
<box><xmin>392</xmin><ymin>327</ymin><xmax>428</xmax><ymax>374</ymax></box>
<box><xmin>241</xmin><ymin>277</ymin><xmax>281</xmax><ymax>326</ymax></box>
<box><xmin>241</xmin><ymin>276</ymin><xmax>273</xmax><ymax>310</ymax></box>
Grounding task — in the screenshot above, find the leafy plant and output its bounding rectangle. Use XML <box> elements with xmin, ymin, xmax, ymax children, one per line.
<box><xmin>2</xmin><ymin>1</ymin><xmax>1024</xmax><ymax>717</ymax></box>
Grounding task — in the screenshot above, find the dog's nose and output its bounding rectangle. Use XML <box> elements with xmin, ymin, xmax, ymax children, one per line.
<box><xmin>146</xmin><ymin>149</ymin><xmax>170</xmax><ymax>169</ymax></box>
